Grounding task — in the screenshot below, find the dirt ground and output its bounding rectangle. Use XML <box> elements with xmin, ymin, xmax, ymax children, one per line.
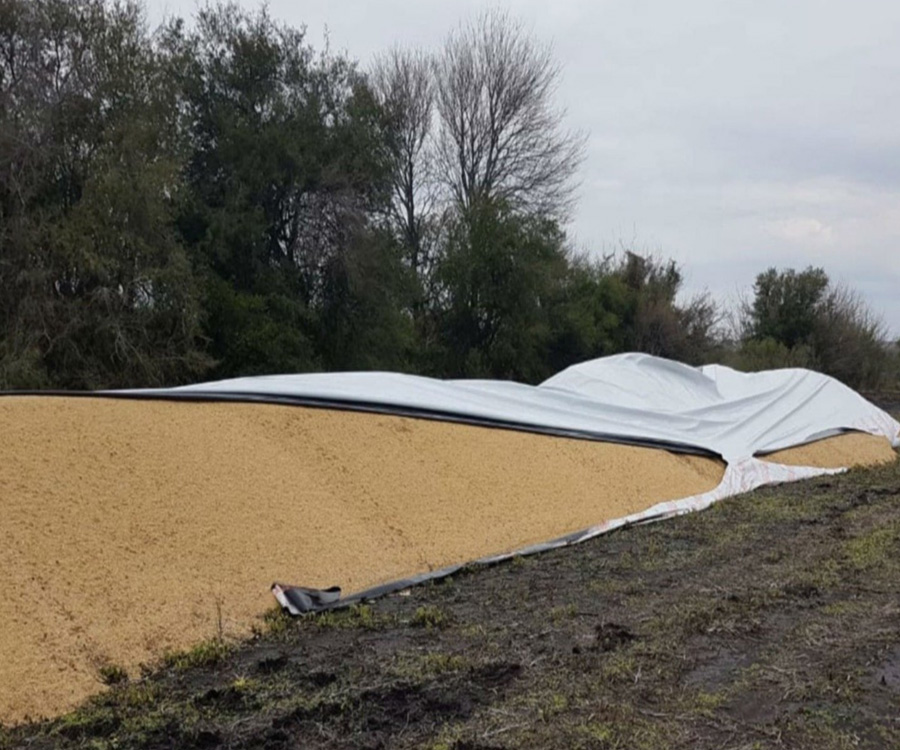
<box><xmin>3</xmin><ymin>410</ymin><xmax>898</xmax><ymax>749</ymax></box>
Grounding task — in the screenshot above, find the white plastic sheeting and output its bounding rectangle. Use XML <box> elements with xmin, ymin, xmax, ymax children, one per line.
<box><xmin>141</xmin><ymin>352</ymin><xmax>899</xmax><ymax>464</ymax></box>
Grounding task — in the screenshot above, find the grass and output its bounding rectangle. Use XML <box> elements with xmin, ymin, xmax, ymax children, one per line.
<box><xmin>161</xmin><ymin>637</ymin><xmax>231</xmax><ymax>671</ymax></box>
<box><xmin>411</xmin><ymin>604</ymin><xmax>451</xmax><ymax>629</ymax></box>
<box><xmin>843</xmin><ymin>521</ymin><xmax>899</xmax><ymax>569</ymax></box>
<box><xmin>97</xmin><ymin>664</ymin><xmax>128</xmax><ymax>686</ymax></box>
<box><xmin>305</xmin><ymin>603</ymin><xmax>390</xmax><ymax>630</ymax></box>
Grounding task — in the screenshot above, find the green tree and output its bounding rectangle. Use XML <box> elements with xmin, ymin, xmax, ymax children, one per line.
<box><xmin>739</xmin><ymin>266</ymin><xmax>889</xmax><ymax>389</ymax></box>
<box><xmin>809</xmin><ymin>284</ymin><xmax>888</xmax><ymax>389</ymax></box>
<box><xmin>746</xmin><ymin>266</ymin><xmax>829</xmax><ymax>349</ymax></box>
<box><xmin>612</xmin><ymin>252</ymin><xmax>719</xmax><ymax>364</ymax></box>
<box><xmin>166</xmin><ymin>4</ymin><xmax>400</xmax><ymax>376</ymax></box>
<box><xmin>431</xmin><ymin>199</ymin><xmax>570</xmax><ymax>381</ymax></box>
<box><xmin>316</xmin><ymin>227</ymin><xmax>416</xmax><ymax>371</ymax></box>
<box><xmin>0</xmin><ymin>0</ymin><xmax>207</xmax><ymax>388</ymax></box>
<box><xmin>543</xmin><ymin>256</ymin><xmax>632</xmax><ymax>374</ymax></box>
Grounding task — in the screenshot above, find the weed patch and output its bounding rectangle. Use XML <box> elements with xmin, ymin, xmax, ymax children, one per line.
<box><xmin>411</xmin><ymin>604</ymin><xmax>451</xmax><ymax>629</ymax></box>
<box><xmin>162</xmin><ymin>638</ymin><xmax>231</xmax><ymax>671</ymax></box>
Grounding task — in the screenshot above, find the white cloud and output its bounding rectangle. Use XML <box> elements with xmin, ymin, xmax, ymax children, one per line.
<box><xmin>766</xmin><ymin>217</ymin><xmax>834</xmax><ymax>243</ymax></box>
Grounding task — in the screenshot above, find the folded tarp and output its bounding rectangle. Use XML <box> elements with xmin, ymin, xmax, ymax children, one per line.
<box><xmin>113</xmin><ymin>353</ymin><xmax>900</xmax><ymax>613</ymax></box>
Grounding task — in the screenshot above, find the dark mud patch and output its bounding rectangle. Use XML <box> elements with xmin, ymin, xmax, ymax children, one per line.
<box><xmin>873</xmin><ymin>646</ymin><xmax>900</xmax><ymax>690</ymax></box>
<box><xmin>684</xmin><ymin>645</ymin><xmax>757</xmax><ymax>693</ymax></box>
<box><xmin>593</xmin><ymin>622</ymin><xmax>636</xmax><ymax>652</ymax></box>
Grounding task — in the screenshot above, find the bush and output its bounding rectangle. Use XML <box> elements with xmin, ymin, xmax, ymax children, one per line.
<box><xmin>730</xmin><ymin>338</ymin><xmax>814</xmax><ymax>372</ymax></box>
<box><xmin>737</xmin><ymin>268</ymin><xmax>891</xmax><ymax>389</ymax></box>
<box><xmin>611</xmin><ymin>252</ymin><xmax>722</xmax><ymax>365</ymax></box>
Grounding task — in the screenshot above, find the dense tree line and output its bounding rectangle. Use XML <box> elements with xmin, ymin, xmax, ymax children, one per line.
<box><xmin>0</xmin><ymin>0</ymin><xmax>894</xmax><ymax>391</ymax></box>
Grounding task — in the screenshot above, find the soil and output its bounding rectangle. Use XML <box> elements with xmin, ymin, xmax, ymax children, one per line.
<box><xmin>1</xmin><ymin>405</ymin><xmax>898</xmax><ymax>749</ymax></box>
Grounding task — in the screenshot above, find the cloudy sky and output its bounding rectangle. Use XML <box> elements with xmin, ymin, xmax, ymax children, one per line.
<box><xmin>149</xmin><ymin>0</ymin><xmax>900</xmax><ymax>334</ymax></box>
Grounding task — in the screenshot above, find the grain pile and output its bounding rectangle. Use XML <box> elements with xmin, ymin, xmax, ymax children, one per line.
<box><xmin>760</xmin><ymin>432</ymin><xmax>897</xmax><ymax>468</ymax></box>
<box><xmin>0</xmin><ymin>397</ymin><xmax>894</xmax><ymax>723</ymax></box>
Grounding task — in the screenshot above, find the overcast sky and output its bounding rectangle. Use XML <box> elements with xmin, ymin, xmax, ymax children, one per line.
<box><xmin>149</xmin><ymin>0</ymin><xmax>900</xmax><ymax>335</ymax></box>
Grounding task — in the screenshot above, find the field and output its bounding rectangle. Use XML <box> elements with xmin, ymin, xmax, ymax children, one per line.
<box><xmin>2</xmin><ymin>411</ymin><xmax>899</xmax><ymax>749</ymax></box>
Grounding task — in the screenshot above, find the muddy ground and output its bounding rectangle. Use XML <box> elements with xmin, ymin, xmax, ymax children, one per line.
<box><xmin>3</xmin><ymin>429</ymin><xmax>899</xmax><ymax>748</ymax></box>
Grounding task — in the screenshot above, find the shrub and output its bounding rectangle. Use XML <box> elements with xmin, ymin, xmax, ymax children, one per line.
<box><xmin>737</xmin><ymin>267</ymin><xmax>891</xmax><ymax>389</ymax></box>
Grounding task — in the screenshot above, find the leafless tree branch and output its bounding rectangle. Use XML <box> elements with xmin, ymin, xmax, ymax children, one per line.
<box><xmin>433</xmin><ymin>9</ymin><xmax>585</xmax><ymax>220</ymax></box>
<box><xmin>370</xmin><ymin>46</ymin><xmax>437</xmax><ymax>276</ymax></box>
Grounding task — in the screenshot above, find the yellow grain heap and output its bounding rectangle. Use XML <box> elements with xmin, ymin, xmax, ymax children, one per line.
<box><xmin>0</xmin><ymin>396</ymin><xmax>894</xmax><ymax>723</ymax></box>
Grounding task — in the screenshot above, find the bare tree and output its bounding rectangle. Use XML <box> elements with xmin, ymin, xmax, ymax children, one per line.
<box><xmin>370</xmin><ymin>47</ymin><xmax>436</xmax><ymax>278</ymax></box>
<box><xmin>813</xmin><ymin>282</ymin><xmax>890</xmax><ymax>389</ymax></box>
<box><xmin>434</xmin><ymin>9</ymin><xmax>585</xmax><ymax>219</ymax></box>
